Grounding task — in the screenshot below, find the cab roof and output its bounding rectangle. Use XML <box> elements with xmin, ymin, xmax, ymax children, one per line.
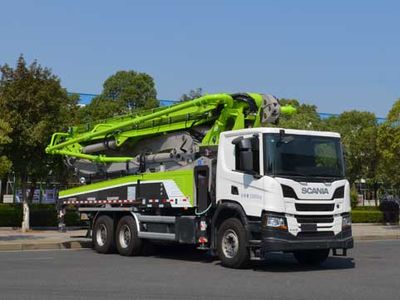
<box><xmin>221</xmin><ymin>127</ymin><xmax>341</xmax><ymax>138</ymax></box>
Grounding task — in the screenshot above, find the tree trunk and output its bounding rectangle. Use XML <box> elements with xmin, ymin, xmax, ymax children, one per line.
<box><xmin>28</xmin><ymin>181</ymin><xmax>36</xmax><ymax>203</ymax></box>
<box><xmin>0</xmin><ymin>178</ymin><xmax>2</xmax><ymax>203</ymax></box>
<box><xmin>0</xmin><ymin>176</ymin><xmax>7</xmax><ymax>202</ymax></box>
<box><xmin>21</xmin><ymin>177</ymin><xmax>30</xmax><ymax>232</ymax></box>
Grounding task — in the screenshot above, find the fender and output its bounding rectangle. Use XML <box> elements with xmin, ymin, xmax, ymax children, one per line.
<box><xmin>130</xmin><ymin>212</ymin><xmax>141</xmax><ymax>232</ymax></box>
<box><xmin>212</xmin><ymin>200</ymin><xmax>249</xmax><ymax>227</ymax></box>
<box><xmin>210</xmin><ymin>200</ymin><xmax>250</xmax><ymax>249</ymax></box>
<box><xmin>91</xmin><ymin>211</ymin><xmax>101</xmax><ymax>230</ymax></box>
<box><xmin>92</xmin><ymin>211</ymin><xmax>139</xmax><ymax>232</ymax></box>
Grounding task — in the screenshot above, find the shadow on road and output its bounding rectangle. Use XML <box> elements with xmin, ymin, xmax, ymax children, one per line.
<box><xmin>251</xmin><ymin>252</ymin><xmax>355</xmax><ymax>272</ymax></box>
<box><xmin>147</xmin><ymin>244</ymin><xmax>216</xmax><ymax>263</ymax></box>
<box><xmin>146</xmin><ymin>244</ymin><xmax>355</xmax><ymax>272</ymax></box>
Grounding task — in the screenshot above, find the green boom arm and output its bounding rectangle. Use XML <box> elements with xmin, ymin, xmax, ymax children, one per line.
<box><xmin>46</xmin><ymin>93</ymin><xmax>295</xmax><ymax>163</ymax></box>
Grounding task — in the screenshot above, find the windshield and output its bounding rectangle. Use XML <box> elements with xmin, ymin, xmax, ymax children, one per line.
<box><xmin>264</xmin><ymin>133</ymin><xmax>345</xmax><ymax>179</ymax></box>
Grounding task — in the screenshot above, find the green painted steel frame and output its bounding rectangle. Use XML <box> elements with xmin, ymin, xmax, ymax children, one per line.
<box><xmin>60</xmin><ymin>169</ymin><xmax>195</xmax><ymax>206</ymax></box>
<box><xmin>46</xmin><ymin>93</ymin><xmax>295</xmax><ymax>163</ymax></box>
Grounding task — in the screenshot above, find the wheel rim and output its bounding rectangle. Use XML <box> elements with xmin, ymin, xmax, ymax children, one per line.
<box><xmin>119</xmin><ymin>224</ymin><xmax>131</xmax><ymax>249</ymax></box>
<box><xmin>222</xmin><ymin>229</ymin><xmax>239</xmax><ymax>259</ymax></box>
<box><xmin>96</xmin><ymin>224</ymin><xmax>107</xmax><ymax>247</ymax></box>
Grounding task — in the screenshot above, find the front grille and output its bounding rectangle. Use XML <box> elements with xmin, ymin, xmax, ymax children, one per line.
<box><xmin>297</xmin><ymin>231</ymin><xmax>335</xmax><ymax>240</ymax></box>
<box><xmin>295</xmin><ymin>203</ymin><xmax>335</xmax><ymax>211</ymax></box>
<box><xmin>281</xmin><ymin>184</ymin><xmax>345</xmax><ymax>200</ymax></box>
<box><xmin>296</xmin><ymin>215</ymin><xmax>334</xmax><ymax>224</ymax></box>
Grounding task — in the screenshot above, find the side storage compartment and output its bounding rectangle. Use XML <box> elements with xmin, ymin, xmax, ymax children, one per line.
<box><xmin>194</xmin><ymin>166</ymin><xmax>211</xmax><ymax>212</ymax></box>
<box><xmin>175</xmin><ymin>216</ymin><xmax>197</xmax><ymax>244</ymax></box>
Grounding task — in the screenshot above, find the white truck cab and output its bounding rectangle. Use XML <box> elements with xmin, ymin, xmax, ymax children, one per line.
<box><xmin>215</xmin><ymin>128</ymin><xmax>353</xmax><ymax>265</ymax></box>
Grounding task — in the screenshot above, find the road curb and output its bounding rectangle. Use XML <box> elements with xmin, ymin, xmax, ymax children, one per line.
<box><xmin>0</xmin><ymin>240</ymin><xmax>92</xmax><ymax>251</ymax></box>
<box><xmin>0</xmin><ymin>227</ymin><xmax>88</xmax><ymax>231</ymax></box>
<box><xmin>0</xmin><ymin>235</ymin><xmax>399</xmax><ymax>252</ymax></box>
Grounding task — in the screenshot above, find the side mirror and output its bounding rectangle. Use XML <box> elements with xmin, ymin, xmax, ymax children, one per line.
<box><xmin>232</xmin><ymin>136</ymin><xmax>260</xmax><ymax>175</ymax></box>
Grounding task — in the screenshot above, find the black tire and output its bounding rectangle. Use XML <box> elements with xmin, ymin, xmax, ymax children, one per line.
<box><xmin>93</xmin><ymin>215</ymin><xmax>115</xmax><ymax>254</ymax></box>
<box><xmin>217</xmin><ymin>218</ymin><xmax>249</xmax><ymax>269</ymax></box>
<box><xmin>115</xmin><ymin>215</ymin><xmax>143</xmax><ymax>256</ymax></box>
<box><xmin>293</xmin><ymin>249</ymin><xmax>330</xmax><ymax>266</ymax></box>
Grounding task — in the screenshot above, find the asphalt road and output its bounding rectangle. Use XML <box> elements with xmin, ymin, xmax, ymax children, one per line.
<box><xmin>0</xmin><ymin>240</ymin><xmax>398</xmax><ymax>300</ymax></box>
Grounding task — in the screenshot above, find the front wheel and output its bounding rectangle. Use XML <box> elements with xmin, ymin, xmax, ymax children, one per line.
<box><xmin>293</xmin><ymin>249</ymin><xmax>330</xmax><ymax>266</ymax></box>
<box><xmin>217</xmin><ymin>218</ymin><xmax>249</xmax><ymax>269</ymax></box>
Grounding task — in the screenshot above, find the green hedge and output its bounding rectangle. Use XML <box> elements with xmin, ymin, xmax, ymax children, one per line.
<box><xmin>353</xmin><ymin>206</ymin><xmax>380</xmax><ymax>211</ymax></box>
<box><xmin>0</xmin><ymin>204</ymin><xmax>85</xmax><ymax>227</ymax></box>
<box><xmin>0</xmin><ymin>204</ymin><xmax>388</xmax><ymax>227</ymax></box>
<box><xmin>0</xmin><ymin>204</ymin><xmax>23</xmax><ymax>227</ymax></box>
<box><xmin>351</xmin><ymin>210</ymin><xmax>384</xmax><ymax>223</ymax></box>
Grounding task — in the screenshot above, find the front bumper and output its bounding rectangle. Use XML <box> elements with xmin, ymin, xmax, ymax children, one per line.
<box><xmin>256</xmin><ymin>227</ymin><xmax>353</xmax><ymax>253</ymax></box>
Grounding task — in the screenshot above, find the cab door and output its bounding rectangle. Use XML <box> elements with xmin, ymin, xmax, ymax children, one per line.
<box><xmin>216</xmin><ymin>133</ymin><xmax>265</xmax><ymax>217</ymax></box>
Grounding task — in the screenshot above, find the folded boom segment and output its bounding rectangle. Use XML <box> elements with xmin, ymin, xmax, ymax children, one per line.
<box><xmin>46</xmin><ymin>93</ymin><xmax>295</xmax><ymax>177</ymax></box>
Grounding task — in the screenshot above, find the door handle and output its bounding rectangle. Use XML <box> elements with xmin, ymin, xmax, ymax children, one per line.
<box><xmin>231</xmin><ymin>186</ymin><xmax>239</xmax><ymax>195</ymax></box>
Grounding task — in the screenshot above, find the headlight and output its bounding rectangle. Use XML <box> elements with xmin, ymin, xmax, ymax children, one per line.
<box><xmin>342</xmin><ymin>214</ymin><xmax>352</xmax><ymax>229</ymax></box>
<box><xmin>262</xmin><ymin>214</ymin><xmax>287</xmax><ymax>230</ymax></box>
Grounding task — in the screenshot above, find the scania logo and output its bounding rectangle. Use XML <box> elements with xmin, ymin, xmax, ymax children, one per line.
<box><xmin>301</xmin><ymin>187</ymin><xmax>329</xmax><ymax>194</ymax></box>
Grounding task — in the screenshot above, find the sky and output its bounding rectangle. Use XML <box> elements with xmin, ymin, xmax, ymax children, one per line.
<box><xmin>0</xmin><ymin>0</ymin><xmax>399</xmax><ymax>117</ymax></box>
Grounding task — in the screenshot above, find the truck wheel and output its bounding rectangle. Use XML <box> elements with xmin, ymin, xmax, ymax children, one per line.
<box><xmin>293</xmin><ymin>249</ymin><xmax>330</xmax><ymax>266</ymax></box>
<box><xmin>93</xmin><ymin>215</ymin><xmax>115</xmax><ymax>254</ymax></box>
<box><xmin>217</xmin><ymin>218</ymin><xmax>249</xmax><ymax>269</ymax></box>
<box><xmin>116</xmin><ymin>215</ymin><xmax>142</xmax><ymax>256</ymax></box>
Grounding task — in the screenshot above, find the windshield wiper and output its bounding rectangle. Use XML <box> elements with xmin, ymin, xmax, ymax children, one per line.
<box><xmin>274</xmin><ymin>172</ymin><xmax>308</xmax><ymax>177</ymax></box>
<box><xmin>308</xmin><ymin>174</ymin><xmax>342</xmax><ymax>178</ymax></box>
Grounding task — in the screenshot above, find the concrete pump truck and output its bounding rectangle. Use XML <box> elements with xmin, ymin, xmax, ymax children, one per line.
<box><xmin>46</xmin><ymin>93</ymin><xmax>353</xmax><ymax>268</ymax></box>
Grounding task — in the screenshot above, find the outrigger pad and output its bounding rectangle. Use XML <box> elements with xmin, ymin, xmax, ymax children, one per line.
<box><xmin>261</xmin><ymin>94</ymin><xmax>281</xmax><ymax>125</ymax></box>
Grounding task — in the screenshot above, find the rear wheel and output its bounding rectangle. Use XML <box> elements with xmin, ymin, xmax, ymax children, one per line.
<box><xmin>217</xmin><ymin>218</ymin><xmax>249</xmax><ymax>269</ymax></box>
<box><xmin>93</xmin><ymin>215</ymin><xmax>115</xmax><ymax>254</ymax></box>
<box><xmin>293</xmin><ymin>249</ymin><xmax>330</xmax><ymax>266</ymax></box>
<box><xmin>116</xmin><ymin>215</ymin><xmax>142</xmax><ymax>256</ymax></box>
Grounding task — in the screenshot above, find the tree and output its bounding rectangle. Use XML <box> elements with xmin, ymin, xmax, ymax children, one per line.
<box><xmin>325</xmin><ymin>111</ymin><xmax>378</xmax><ymax>188</ymax></box>
<box><xmin>377</xmin><ymin>99</ymin><xmax>400</xmax><ymax>194</ymax></box>
<box><xmin>81</xmin><ymin>70</ymin><xmax>159</xmax><ymax>122</ymax></box>
<box><xmin>103</xmin><ymin>71</ymin><xmax>158</xmax><ymax>109</ymax></box>
<box><xmin>180</xmin><ymin>88</ymin><xmax>203</xmax><ymax>102</ymax></box>
<box><xmin>77</xmin><ymin>95</ymin><xmax>124</xmax><ymax>123</ymax></box>
<box><xmin>0</xmin><ymin>119</ymin><xmax>12</xmax><ymax>177</ymax></box>
<box><xmin>277</xmin><ymin>98</ymin><xmax>323</xmax><ymax>130</ymax></box>
<box><xmin>0</xmin><ymin>55</ymin><xmax>75</xmax><ymax>230</ymax></box>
